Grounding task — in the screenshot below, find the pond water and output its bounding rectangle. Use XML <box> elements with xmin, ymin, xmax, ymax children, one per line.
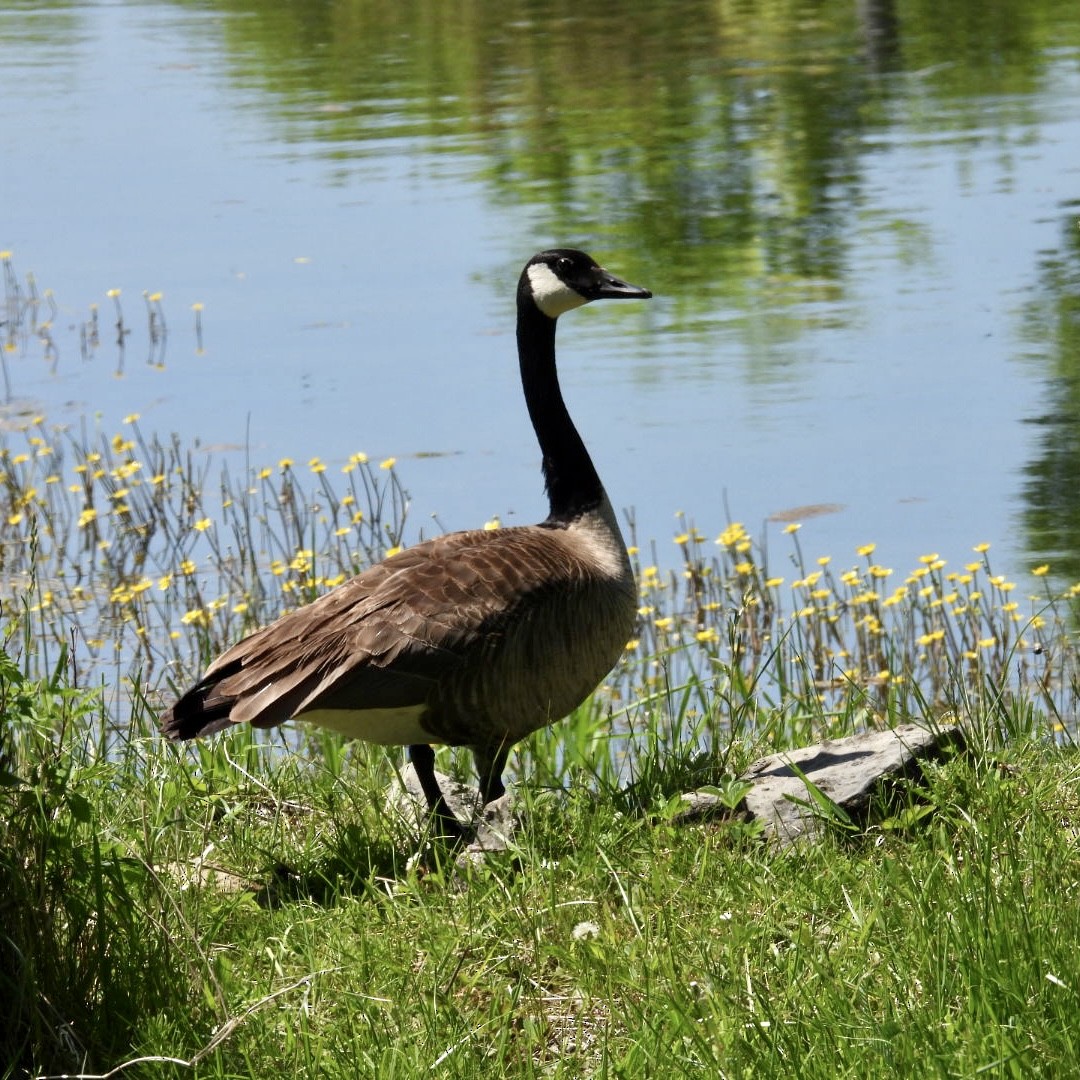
<box><xmin>3</xmin><ymin>0</ymin><xmax>1080</xmax><ymax>602</ymax></box>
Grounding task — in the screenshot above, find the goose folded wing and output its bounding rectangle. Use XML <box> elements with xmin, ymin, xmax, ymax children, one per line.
<box><xmin>169</xmin><ymin>528</ymin><xmax>563</xmax><ymax>735</ymax></box>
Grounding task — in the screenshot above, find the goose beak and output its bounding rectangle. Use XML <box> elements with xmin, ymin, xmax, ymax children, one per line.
<box><xmin>592</xmin><ymin>267</ymin><xmax>652</xmax><ymax>301</ymax></box>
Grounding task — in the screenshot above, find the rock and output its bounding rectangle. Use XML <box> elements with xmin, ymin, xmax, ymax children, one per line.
<box><xmin>675</xmin><ymin>722</ymin><xmax>965</xmax><ymax>844</ymax></box>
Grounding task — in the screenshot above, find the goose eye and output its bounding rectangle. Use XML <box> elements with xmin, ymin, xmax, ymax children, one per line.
<box><xmin>557</xmin><ymin>257</ymin><xmax>573</xmax><ymax>273</ymax></box>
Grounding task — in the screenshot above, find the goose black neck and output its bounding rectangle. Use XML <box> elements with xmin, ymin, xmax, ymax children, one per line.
<box><xmin>516</xmin><ymin>300</ymin><xmax>604</xmax><ymax>525</ymax></box>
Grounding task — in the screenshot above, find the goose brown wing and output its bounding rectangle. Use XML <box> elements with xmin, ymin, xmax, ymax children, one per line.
<box><xmin>162</xmin><ymin>526</ymin><xmax>584</xmax><ymax>738</ymax></box>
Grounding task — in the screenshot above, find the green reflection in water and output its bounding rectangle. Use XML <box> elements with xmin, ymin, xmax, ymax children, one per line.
<box><xmin>1021</xmin><ymin>213</ymin><xmax>1080</xmax><ymax>586</ymax></box>
<box><xmin>167</xmin><ymin>0</ymin><xmax>1079</xmax><ymax>313</ymax></box>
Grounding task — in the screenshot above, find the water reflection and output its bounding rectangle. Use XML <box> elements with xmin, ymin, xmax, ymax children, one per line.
<box><xmin>3</xmin><ymin>0</ymin><xmax>1080</xmax><ymax>597</ymax></box>
<box><xmin>1021</xmin><ymin>212</ymin><xmax>1080</xmax><ymax>582</ymax></box>
<box><xmin>857</xmin><ymin>0</ymin><xmax>902</xmax><ymax>73</ymax></box>
<box><xmin>166</xmin><ymin>0</ymin><xmax>1079</xmax><ymax>329</ymax></box>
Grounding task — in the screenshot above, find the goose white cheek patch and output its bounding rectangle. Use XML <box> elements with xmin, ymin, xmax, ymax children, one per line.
<box><xmin>527</xmin><ymin>262</ymin><xmax>589</xmax><ymax>318</ymax></box>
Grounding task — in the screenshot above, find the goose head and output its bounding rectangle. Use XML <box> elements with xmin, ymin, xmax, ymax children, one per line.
<box><xmin>521</xmin><ymin>248</ymin><xmax>652</xmax><ymax>320</ymax></box>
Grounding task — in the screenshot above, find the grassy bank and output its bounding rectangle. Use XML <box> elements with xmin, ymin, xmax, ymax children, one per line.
<box><xmin>3</xmin><ymin>639</ymin><xmax>1080</xmax><ymax>1078</ymax></box>
<box><xmin>1</xmin><ymin>410</ymin><xmax>1079</xmax><ymax>1076</ymax></box>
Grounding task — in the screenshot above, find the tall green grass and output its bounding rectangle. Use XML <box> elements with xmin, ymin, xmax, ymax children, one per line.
<box><xmin>4</xmin><ymin>651</ymin><xmax>1080</xmax><ymax>1077</ymax></box>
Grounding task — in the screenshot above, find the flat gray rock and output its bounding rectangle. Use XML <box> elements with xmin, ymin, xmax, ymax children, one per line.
<box><xmin>676</xmin><ymin>722</ymin><xmax>965</xmax><ymax>844</ymax></box>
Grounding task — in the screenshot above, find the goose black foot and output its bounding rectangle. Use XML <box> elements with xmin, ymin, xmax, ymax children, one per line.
<box><xmin>408</xmin><ymin>744</ymin><xmax>471</xmax><ymax>844</ymax></box>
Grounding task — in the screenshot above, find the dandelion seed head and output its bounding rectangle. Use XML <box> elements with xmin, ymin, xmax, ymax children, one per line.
<box><xmin>571</xmin><ymin>921</ymin><xmax>601</xmax><ymax>942</ymax></box>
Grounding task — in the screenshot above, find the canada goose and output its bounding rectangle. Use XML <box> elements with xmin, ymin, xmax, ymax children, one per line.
<box><xmin>160</xmin><ymin>249</ymin><xmax>652</xmax><ymax>837</ymax></box>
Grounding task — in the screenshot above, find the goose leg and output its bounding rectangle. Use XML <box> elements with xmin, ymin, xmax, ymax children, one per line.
<box><xmin>408</xmin><ymin>743</ymin><xmax>465</xmax><ymax>839</ymax></box>
<box><xmin>473</xmin><ymin>743</ymin><xmax>509</xmax><ymax>806</ymax></box>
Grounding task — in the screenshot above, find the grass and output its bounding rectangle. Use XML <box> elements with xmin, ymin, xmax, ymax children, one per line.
<box><xmin>4</xmin><ymin>661</ymin><xmax>1080</xmax><ymax>1078</ymax></box>
<box><xmin>4</xmin><ymin>259</ymin><xmax>1080</xmax><ymax>1076</ymax></box>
